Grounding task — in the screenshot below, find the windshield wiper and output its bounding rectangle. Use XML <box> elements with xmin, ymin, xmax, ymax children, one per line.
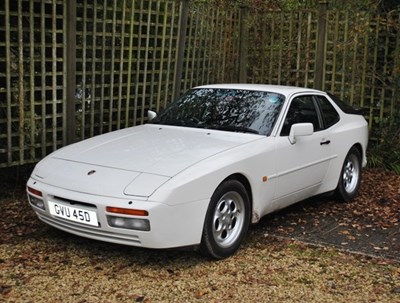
<box><xmin>208</xmin><ymin>124</ymin><xmax>259</xmax><ymax>134</ymax></box>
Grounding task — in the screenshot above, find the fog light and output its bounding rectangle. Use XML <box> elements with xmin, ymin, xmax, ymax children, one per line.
<box><xmin>29</xmin><ymin>194</ymin><xmax>45</xmax><ymax>210</ymax></box>
<box><xmin>107</xmin><ymin>216</ymin><xmax>150</xmax><ymax>231</ymax></box>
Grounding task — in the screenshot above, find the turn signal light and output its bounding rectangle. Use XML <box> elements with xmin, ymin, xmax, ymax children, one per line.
<box><xmin>106</xmin><ymin>206</ymin><xmax>148</xmax><ymax>216</ymax></box>
<box><xmin>27</xmin><ymin>186</ymin><xmax>42</xmax><ymax>197</ymax></box>
<box><xmin>27</xmin><ymin>187</ymin><xmax>45</xmax><ymax>210</ymax></box>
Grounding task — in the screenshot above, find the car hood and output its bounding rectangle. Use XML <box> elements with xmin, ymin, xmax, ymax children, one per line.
<box><xmin>52</xmin><ymin>124</ymin><xmax>261</xmax><ymax>176</ymax></box>
<box><xmin>33</xmin><ymin>125</ymin><xmax>262</xmax><ymax>197</ymax></box>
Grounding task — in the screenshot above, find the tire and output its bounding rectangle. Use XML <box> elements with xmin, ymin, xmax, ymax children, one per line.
<box><xmin>335</xmin><ymin>147</ymin><xmax>362</xmax><ymax>201</ymax></box>
<box><xmin>199</xmin><ymin>179</ymin><xmax>251</xmax><ymax>260</ymax></box>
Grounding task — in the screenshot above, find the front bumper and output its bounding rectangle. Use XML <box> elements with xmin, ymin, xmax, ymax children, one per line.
<box><xmin>27</xmin><ymin>177</ymin><xmax>209</xmax><ymax>249</ymax></box>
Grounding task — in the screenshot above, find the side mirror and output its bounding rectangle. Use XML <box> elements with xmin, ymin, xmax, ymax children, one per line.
<box><xmin>288</xmin><ymin>123</ymin><xmax>313</xmax><ymax>144</ymax></box>
<box><xmin>147</xmin><ymin>110</ymin><xmax>157</xmax><ymax>121</ymax></box>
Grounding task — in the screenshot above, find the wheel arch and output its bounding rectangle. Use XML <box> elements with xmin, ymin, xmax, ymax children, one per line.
<box><xmin>335</xmin><ymin>143</ymin><xmax>363</xmax><ymax>201</ymax></box>
<box><xmin>223</xmin><ymin>173</ymin><xmax>253</xmax><ymax>215</ymax></box>
<box><xmin>352</xmin><ymin>142</ymin><xmax>364</xmax><ymax>164</ymax></box>
<box><xmin>199</xmin><ymin>173</ymin><xmax>253</xmax><ymax>259</ymax></box>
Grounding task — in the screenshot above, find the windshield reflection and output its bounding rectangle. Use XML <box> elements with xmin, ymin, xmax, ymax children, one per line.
<box><xmin>151</xmin><ymin>88</ymin><xmax>285</xmax><ymax>136</ymax></box>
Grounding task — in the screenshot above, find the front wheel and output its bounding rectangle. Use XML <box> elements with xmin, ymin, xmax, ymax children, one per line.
<box><xmin>335</xmin><ymin>147</ymin><xmax>362</xmax><ymax>201</ymax></box>
<box><xmin>200</xmin><ymin>179</ymin><xmax>251</xmax><ymax>259</ymax></box>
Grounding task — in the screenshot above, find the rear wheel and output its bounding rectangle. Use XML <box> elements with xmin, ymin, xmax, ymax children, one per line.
<box><xmin>200</xmin><ymin>179</ymin><xmax>250</xmax><ymax>259</ymax></box>
<box><xmin>335</xmin><ymin>147</ymin><xmax>362</xmax><ymax>201</ymax></box>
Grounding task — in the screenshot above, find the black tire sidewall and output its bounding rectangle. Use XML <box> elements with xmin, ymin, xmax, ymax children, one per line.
<box><xmin>200</xmin><ymin>179</ymin><xmax>251</xmax><ymax>259</ymax></box>
<box><xmin>336</xmin><ymin>147</ymin><xmax>362</xmax><ymax>201</ymax></box>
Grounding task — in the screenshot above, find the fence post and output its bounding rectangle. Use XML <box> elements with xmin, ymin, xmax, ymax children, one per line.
<box><xmin>173</xmin><ymin>0</ymin><xmax>190</xmax><ymax>101</ymax></box>
<box><xmin>314</xmin><ymin>1</ymin><xmax>328</xmax><ymax>90</ymax></box>
<box><xmin>66</xmin><ymin>0</ymin><xmax>76</xmax><ymax>144</ymax></box>
<box><xmin>239</xmin><ymin>6</ymin><xmax>248</xmax><ymax>83</ymax></box>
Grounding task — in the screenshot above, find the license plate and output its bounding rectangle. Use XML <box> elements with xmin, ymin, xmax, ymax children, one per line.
<box><xmin>48</xmin><ymin>201</ymin><xmax>98</xmax><ymax>227</ymax></box>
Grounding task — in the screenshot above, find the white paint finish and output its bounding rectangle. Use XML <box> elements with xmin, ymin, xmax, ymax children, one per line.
<box><xmin>52</xmin><ymin>124</ymin><xmax>262</xmax><ymax>177</ymax></box>
<box><xmin>273</xmin><ymin>127</ymin><xmax>332</xmax><ymax>201</ymax></box>
<box><xmin>27</xmin><ymin>85</ymin><xmax>369</xmax><ymax>250</ymax></box>
<box><xmin>124</xmin><ymin>173</ymin><xmax>170</xmax><ymax>197</ymax></box>
<box><xmin>35</xmin><ymin>159</ymin><xmax>141</xmax><ymax>197</ymax></box>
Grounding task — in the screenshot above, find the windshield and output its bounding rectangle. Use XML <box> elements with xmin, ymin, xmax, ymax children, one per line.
<box><xmin>151</xmin><ymin>88</ymin><xmax>285</xmax><ymax>136</ymax></box>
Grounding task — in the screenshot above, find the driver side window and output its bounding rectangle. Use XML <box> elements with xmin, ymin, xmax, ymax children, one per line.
<box><xmin>280</xmin><ymin>96</ymin><xmax>322</xmax><ymax>136</ymax></box>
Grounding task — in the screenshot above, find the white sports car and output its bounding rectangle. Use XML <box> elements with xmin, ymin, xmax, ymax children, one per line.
<box><xmin>27</xmin><ymin>84</ymin><xmax>368</xmax><ymax>259</ymax></box>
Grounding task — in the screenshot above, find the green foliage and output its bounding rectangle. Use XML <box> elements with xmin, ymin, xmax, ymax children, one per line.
<box><xmin>193</xmin><ymin>0</ymin><xmax>388</xmax><ymax>11</ymax></box>
<box><xmin>368</xmin><ymin>112</ymin><xmax>400</xmax><ymax>174</ymax></box>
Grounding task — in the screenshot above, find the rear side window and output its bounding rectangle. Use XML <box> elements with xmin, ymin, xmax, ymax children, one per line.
<box><xmin>327</xmin><ymin>93</ymin><xmax>364</xmax><ymax>115</ymax></box>
<box><xmin>316</xmin><ymin>96</ymin><xmax>340</xmax><ymax>128</ymax></box>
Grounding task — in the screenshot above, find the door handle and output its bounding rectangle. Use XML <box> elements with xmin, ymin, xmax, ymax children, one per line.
<box><xmin>320</xmin><ymin>140</ymin><xmax>331</xmax><ymax>145</ymax></box>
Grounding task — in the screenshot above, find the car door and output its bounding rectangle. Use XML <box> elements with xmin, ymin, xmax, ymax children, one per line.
<box><xmin>272</xmin><ymin>94</ymin><xmax>334</xmax><ymax>206</ymax></box>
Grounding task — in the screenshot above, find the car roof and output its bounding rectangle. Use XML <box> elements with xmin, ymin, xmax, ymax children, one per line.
<box><xmin>194</xmin><ymin>84</ymin><xmax>323</xmax><ymax>98</ymax></box>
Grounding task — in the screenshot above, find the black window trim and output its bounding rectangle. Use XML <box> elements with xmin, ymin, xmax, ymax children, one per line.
<box><xmin>314</xmin><ymin>94</ymin><xmax>341</xmax><ymax>130</ymax></box>
<box><xmin>327</xmin><ymin>93</ymin><xmax>365</xmax><ymax>115</ymax></box>
<box><xmin>279</xmin><ymin>94</ymin><xmax>325</xmax><ymax>137</ymax></box>
<box><xmin>312</xmin><ymin>95</ymin><xmax>325</xmax><ymax>131</ymax></box>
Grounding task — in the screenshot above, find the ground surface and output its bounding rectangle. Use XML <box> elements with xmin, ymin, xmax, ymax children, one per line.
<box><xmin>0</xmin><ymin>169</ymin><xmax>399</xmax><ymax>302</ymax></box>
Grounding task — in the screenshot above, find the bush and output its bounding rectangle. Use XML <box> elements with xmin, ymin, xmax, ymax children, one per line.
<box><xmin>368</xmin><ymin>112</ymin><xmax>400</xmax><ymax>174</ymax></box>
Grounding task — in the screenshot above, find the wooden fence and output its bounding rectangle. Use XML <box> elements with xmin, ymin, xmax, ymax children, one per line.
<box><xmin>246</xmin><ymin>7</ymin><xmax>400</xmax><ymax>129</ymax></box>
<box><xmin>0</xmin><ymin>0</ymin><xmax>399</xmax><ymax>168</ymax></box>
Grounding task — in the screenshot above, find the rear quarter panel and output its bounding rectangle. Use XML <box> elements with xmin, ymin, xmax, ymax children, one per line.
<box><xmin>319</xmin><ymin>113</ymin><xmax>368</xmax><ymax>193</ymax></box>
